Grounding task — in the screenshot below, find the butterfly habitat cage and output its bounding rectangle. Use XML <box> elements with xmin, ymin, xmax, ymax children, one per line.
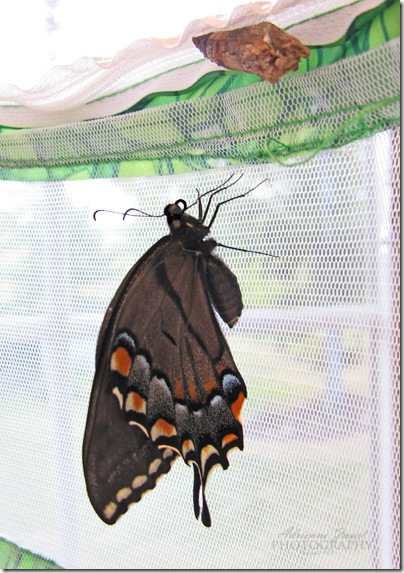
<box><xmin>0</xmin><ymin>0</ymin><xmax>399</xmax><ymax>569</ymax></box>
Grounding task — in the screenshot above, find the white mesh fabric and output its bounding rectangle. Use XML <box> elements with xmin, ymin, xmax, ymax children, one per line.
<box><xmin>0</xmin><ymin>40</ymin><xmax>399</xmax><ymax>171</ymax></box>
<box><xmin>0</xmin><ymin>0</ymin><xmax>385</xmax><ymax>128</ymax></box>
<box><xmin>0</xmin><ymin>132</ymin><xmax>399</xmax><ymax>568</ymax></box>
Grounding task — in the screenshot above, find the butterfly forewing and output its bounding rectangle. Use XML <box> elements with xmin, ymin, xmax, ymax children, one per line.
<box><xmin>94</xmin><ymin>236</ymin><xmax>171</xmax><ymax>366</ymax></box>
<box><xmin>83</xmin><ymin>195</ymin><xmax>247</xmax><ymax>527</ymax></box>
<box><xmin>83</xmin><ymin>356</ymin><xmax>177</xmax><ymax>524</ymax></box>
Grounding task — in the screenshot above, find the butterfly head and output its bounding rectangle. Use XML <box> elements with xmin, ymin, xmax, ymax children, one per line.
<box><xmin>164</xmin><ymin>200</ymin><xmax>210</xmax><ymax>245</ymax></box>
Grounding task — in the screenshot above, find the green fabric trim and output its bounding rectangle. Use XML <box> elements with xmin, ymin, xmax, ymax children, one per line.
<box><xmin>0</xmin><ymin>38</ymin><xmax>398</xmax><ymax>182</ymax></box>
<box><xmin>0</xmin><ymin>0</ymin><xmax>398</xmax><ymax>131</ymax></box>
<box><xmin>0</xmin><ymin>537</ymin><xmax>62</xmax><ymax>570</ymax></box>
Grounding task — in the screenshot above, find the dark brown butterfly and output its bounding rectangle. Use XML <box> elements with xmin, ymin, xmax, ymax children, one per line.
<box><xmin>83</xmin><ymin>176</ymin><xmax>266</xmax><ymax>527</ymax></box>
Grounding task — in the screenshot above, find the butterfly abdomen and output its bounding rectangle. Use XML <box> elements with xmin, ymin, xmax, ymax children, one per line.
<box><xmin>166</xmin><ymin>208</ymin><xmax>244</xmax><ymax>329</ymax></box>
<box><xmin>206</xmin><ymin>255</ymin><xmax>243</xmax><ymax>327</ymax></box>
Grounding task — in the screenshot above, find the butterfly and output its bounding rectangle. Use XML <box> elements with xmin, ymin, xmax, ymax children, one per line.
<box><xmin>83</xmin><ymin>175</ymin><xmax>267</xmax><ymax>527</ymax></box>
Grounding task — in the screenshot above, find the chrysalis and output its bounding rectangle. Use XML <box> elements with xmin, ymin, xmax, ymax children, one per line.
<box><xmin>193</xmin><ymin>21</ymin><xmax>310</xmax><ymax>84</ymax></box>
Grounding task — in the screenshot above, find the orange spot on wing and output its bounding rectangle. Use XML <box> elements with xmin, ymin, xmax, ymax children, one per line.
<box><xmin>126</xmin><ymin>391</ymin><xmax>146</xmax><ymax>414</ymax></box>
<box><xmin>182</xmin><ymin>439</ymin><xmax>195</xmax><ymax>457</ymax></box>
<box><xmin>111</xmin><ymin>346</ymin><xmax>132</xmax><ymax>377</ymax></box>
<box><xmin>174</xmin><ymin>377</ymin><xmax>218</xmax><ymax>403</ymax></box>
<box><xmin>204</xmin><ymin>378</ymin><xmax>219</xmax><ymax>395</ymax></box>
<box><xmin>222</xmin><ymin>433</ymin><xmax>238</xmax><ymax>447</ymax></box>
<box><xmin>152</xmin><ymin>418</ymin><xmax>177</xmax><ymax>438</ymax></box>
<box><xmin>231</xmin><ymin>392</ymin><xmax>245</xmax><ymax>422</ymax></box>
<box><xmin>188</xmin><ymin>380</ymin><xmax>198</xmax><ymax>403</ymax></box>
<box><xmin>173</xmin><ymin>378</ymin><xmax>185</xmax><ymax>401</ymax></box>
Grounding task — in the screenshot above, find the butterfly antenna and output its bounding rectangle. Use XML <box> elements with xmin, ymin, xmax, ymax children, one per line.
<box><xmin>93</xmin><ymin>208</ymin><xmax>163</xmax><ymax>221</ymax></box>
<box><xmin>93</xmin><ymin>209</ymin><xmax>122</xmax><ymax>220</ymax></box>
<box><xmin>123</xmin><ymin>208</ymin><xmax>164</xmax><ymax>220</ymax></box>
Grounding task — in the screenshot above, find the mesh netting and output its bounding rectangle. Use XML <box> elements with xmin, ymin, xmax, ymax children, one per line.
<box><xmin>0</xmin><ymin>40</ymin><xmax>399</xmax><ymax>178</ymax></box>
<box><xmin>0</xmin><ymin>0</ymin><xmax>398</xmax><ymax>129</ymax></box>
<box><xmin>0</xmin><ymin>129</ymin><xmax>399</xmax><ymax>568</ymax></box>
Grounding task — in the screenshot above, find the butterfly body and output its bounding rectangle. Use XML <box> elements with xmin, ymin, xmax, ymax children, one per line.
<box><xmin>83</xmin><ymin>196</ymin><xmax>246</xmax><ymax>527</ymax></box>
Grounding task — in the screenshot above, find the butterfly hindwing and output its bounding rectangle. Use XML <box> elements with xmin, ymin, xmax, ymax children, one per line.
<box><xmin>83</xmin><ymin>196</ymin><xmax>247</xmax><ymax>527</ymax></box>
